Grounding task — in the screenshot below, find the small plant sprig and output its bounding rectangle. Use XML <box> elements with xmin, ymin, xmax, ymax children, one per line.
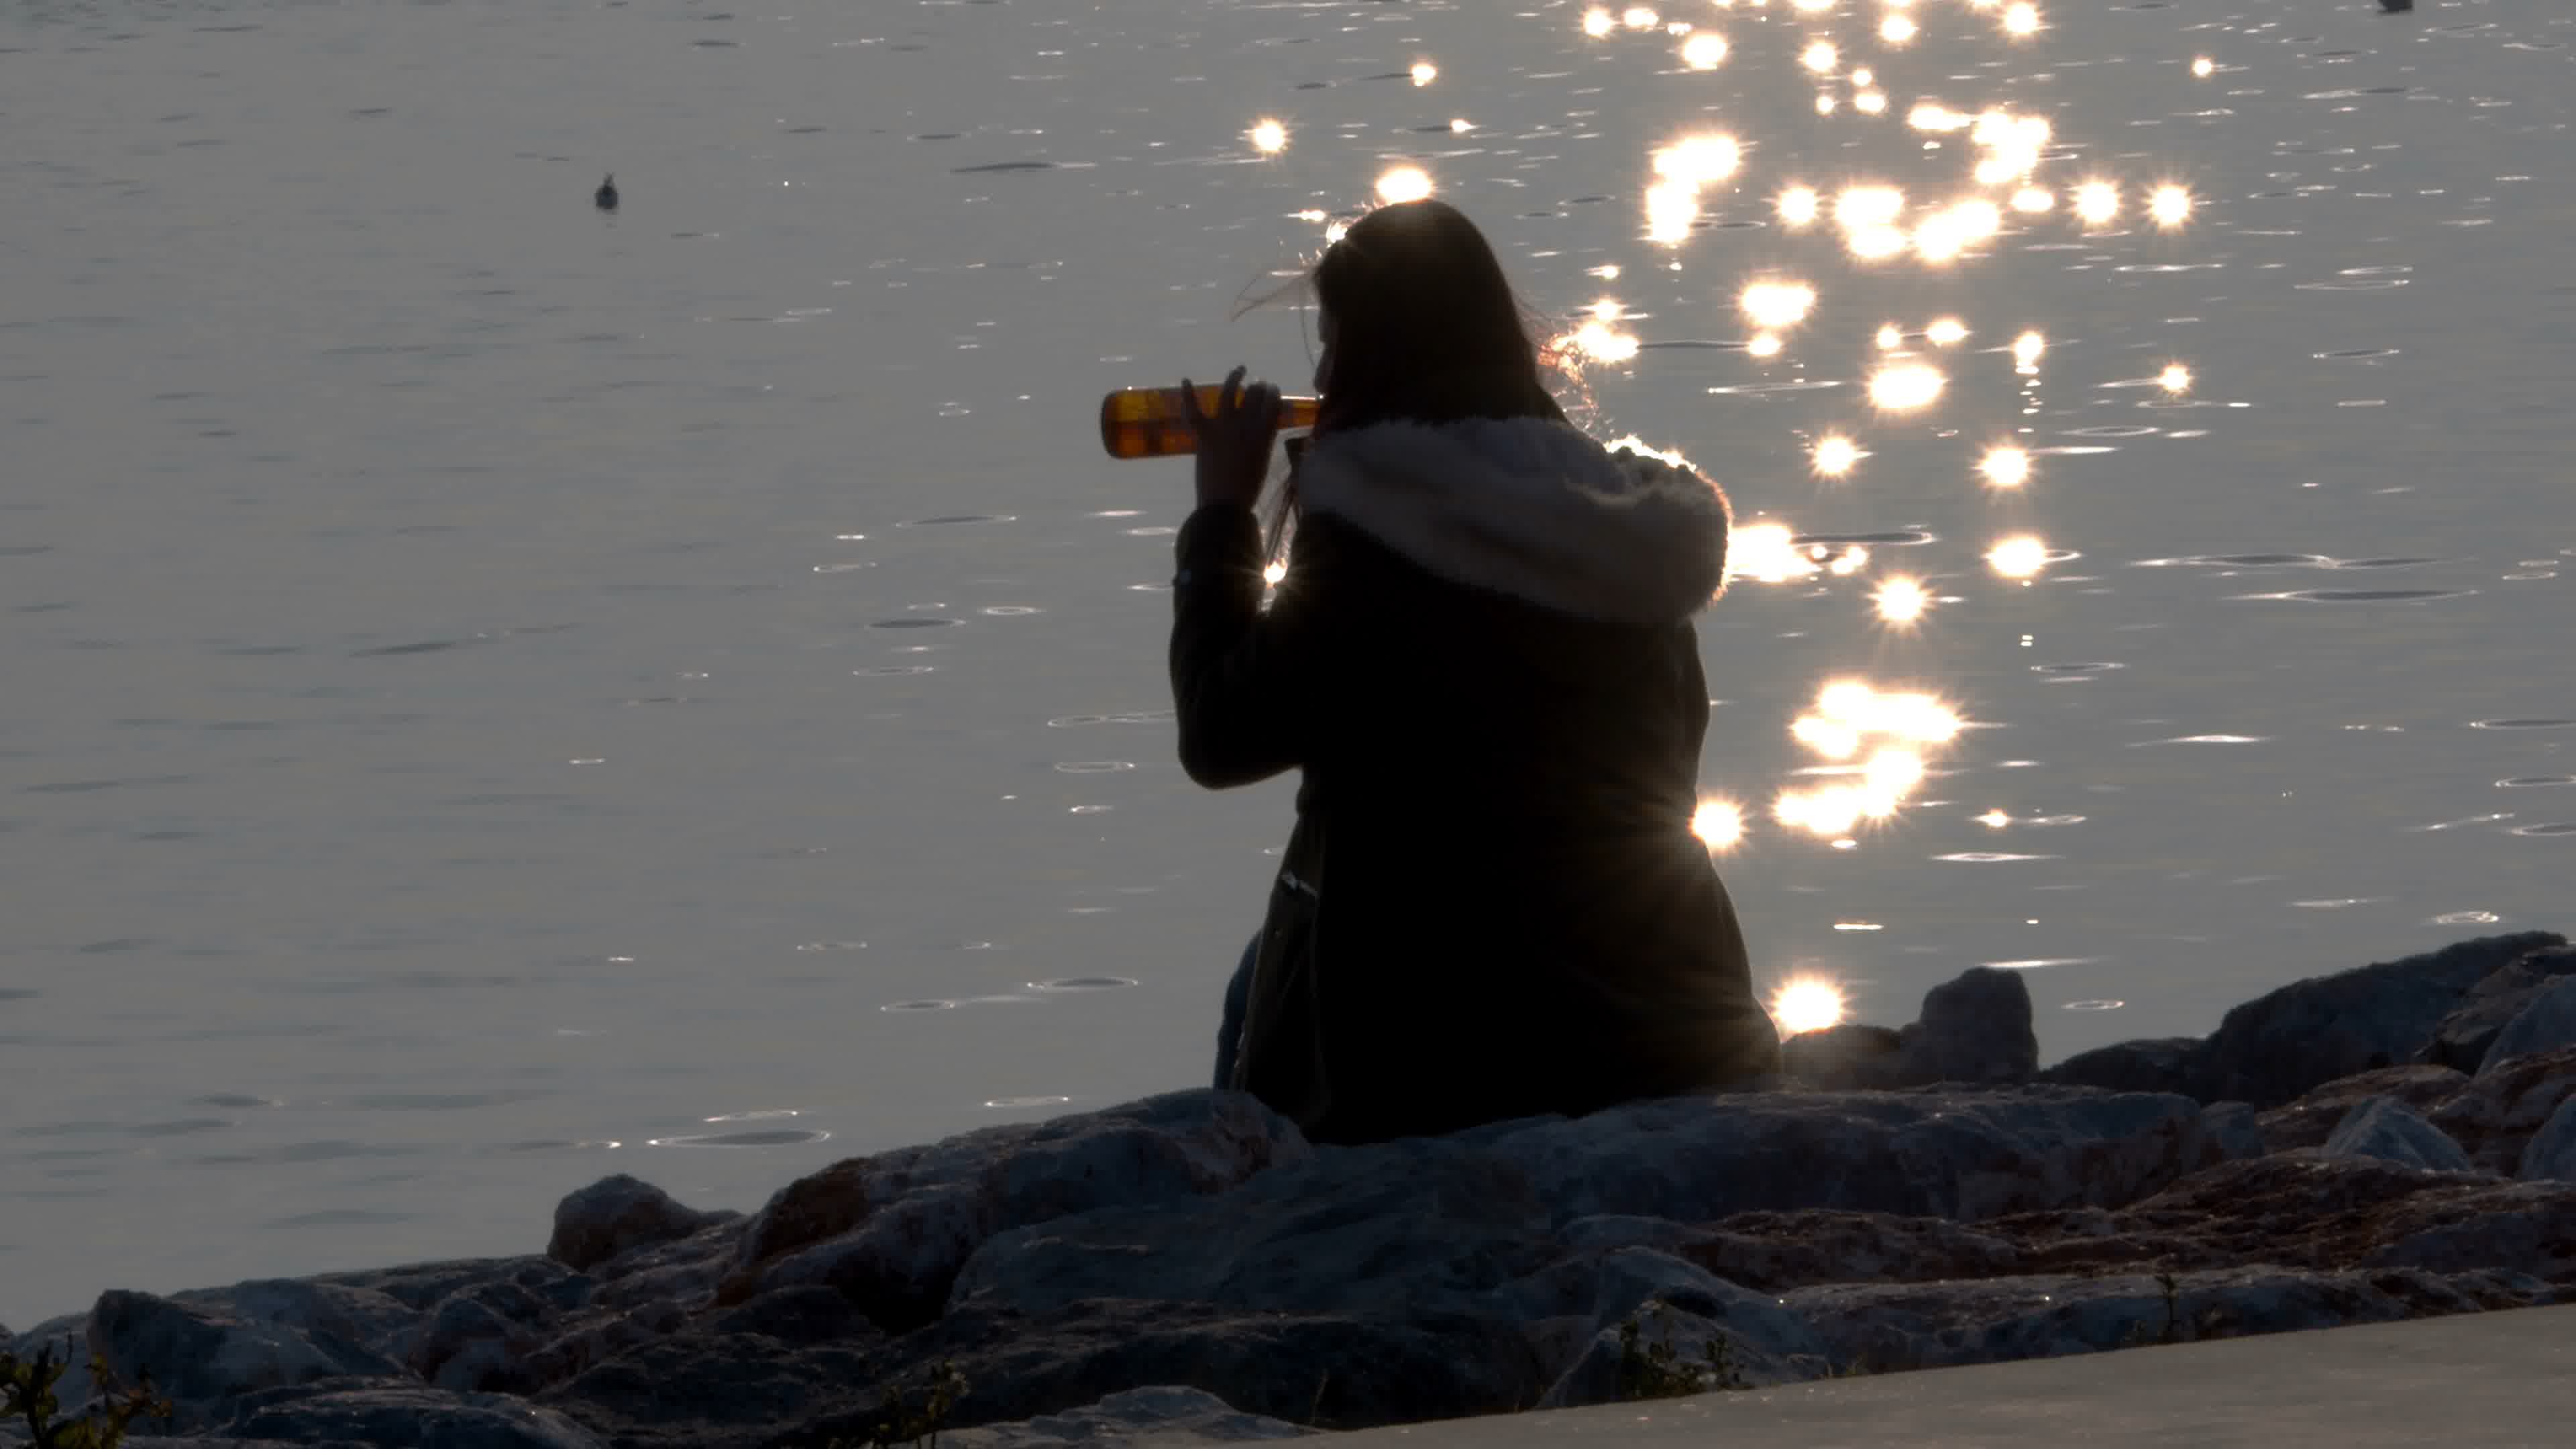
<box><xmin>1</xmin><ymin>1342</ymin><xmax>174</xmax><ymax>1449</ymax></box>
<box><xmin>1613</xmin><ymin>1303</ymin><xmax>1748</xmax><ymax>1401</ymax></box>
<box><xmin>824</xmin><ymin>1359</ymin><xmax>969</xmax><ymax>1449</ymax></box>
<box><xmin>2118</xmin><ymin>1270</ymin><xmax>2189</xmax><ymax>1350</ymax></box>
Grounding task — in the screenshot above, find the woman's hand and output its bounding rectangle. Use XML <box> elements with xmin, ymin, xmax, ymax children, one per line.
<box><xmin>1180</xmin><ymin>366</ymin><xmax>1283</xmax><ymax>513</ymax></box>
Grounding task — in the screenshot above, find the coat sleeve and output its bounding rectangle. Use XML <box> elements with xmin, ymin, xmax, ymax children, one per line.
<box><xmin>1675</xmin><ymin>623</ymin><xmax>1711</xmax><ymax>759</ymax></box>
<box><xmin>1167</xmin><ymin>502</ymin><xmax>1345</xmax><ymax>789</ymax></box>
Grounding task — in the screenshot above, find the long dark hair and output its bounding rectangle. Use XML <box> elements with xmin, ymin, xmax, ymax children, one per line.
<box><xmin>1256</xmin><ymin>200</ymin><xmax>1570</xmax><ymax>563</ymax></box>
<box><xmin>1308</xmin><ymin>199</ymin><xmax>1570</xmax><ymax>435</ymax></box>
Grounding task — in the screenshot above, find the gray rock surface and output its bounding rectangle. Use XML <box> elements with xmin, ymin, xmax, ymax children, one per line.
<box><xmin>937</xmin><ymin>1385</ymin><xmax>1315</xmax><ymax>1445</ymax></box>
<box><xmin>11</xmin><ymin>934</ymin><xmax>2573</xmax><ymax>1449</ymax></box>
<box><xmin>533</xmin><ymin>1297</ymin><xmax>1542</xmax><ymax>1446</ymax></box>
<box><xmin>545</xmin><ymin>1174</ymin><xmax>741</xmax><ymax>1274</ymax></box>
<box><xmin>1780</xmin><ymin>1264</ymin><xmax>2546</xmax><ymax>1374</ymax></box>
<box><xmin>2257</xmin><ymin>1064</ymin><xmax>2468</xmax><ymax>1153</ymax></box>
<box><xmin>1776</xmin><ymin>1022</ymin><xmax>1907</xmax><ymax>1087</ymax></box>
<box><xmin>1778</xmin><ymin>967</ymin><xmax>2039</xmax><ymax>1089</ymax></box>
<box><xmin>83</xmin><ymin>1289</ymin><xmax>405</xmax><ymax>1434</ymax></box>
<box><xmin>1904</xmin><ymin>965</ymin><xmax>2041</xmax><ymax>1085</ymax></box>
<box><xmin>714</xmin><ymin>1088</ymin><xmax>1311</xmax><ymax>1332</ymax></box>
<box><xmin>2418</xmin><ymin>945</ymin><xmax>2576</xmax><ymax>1073</ymax></box>
<box><xmin>2034</xmin><ymin>1036</ymin><xmax>2202</xmax><ymax>1095</ymax></box>
<box><xmin>1474</xmin><ymin>1085</ymin><xmax>2248</xmax><ymax>1224</ymax></box>
<box><xmin>214</xmin><ymin>1382</ymin><xmax>606</xmax><ymax>1449</ymax></box>
<box><xmin>2426</xmin><ymin>1046</ymin><xmax>2576</xmax><ymax>1173</ymax></box>
<box><xmin>2192</xmin><ymin>931</ymin><xmax>2565</xmax><ymax>1108</ymax></box>
<box><xmin>2319</xmin><ymin>1095</ymin><xmax>2476</xmax><ymax>1173</ymax></box>
<box><xmin>2483</xmin><ymin>975</ymin><xmax>2576</xmax><ymax>1075</ymax></box>
<box><xmin>2522</xmin><ymin>1097</ymin><xmax>2576</xmax><ymax>1183</ymax></box>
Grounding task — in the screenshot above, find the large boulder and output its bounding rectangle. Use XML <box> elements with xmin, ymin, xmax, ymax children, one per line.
<box><xmin>714</xmin><ymin>1089</ymin><xmax>1311</xmax><ymax>1332</ymax></box>
<box><xmin>1779</xmin><ymin>967</ymin><xmax>2039</xmax><ymax>1089</ymax></box>
<box><xmin>1780</xmin><ymin>1264</ymin><xmax>2544</xmax><ymax>1375</ymax></box>
<box><xmin>2419</xmin><ymin>945</ymin><xmax>2576</xmax><ymax>1072</ymax></box>
<box><xmin>2190</xmin><ymin>931</ymin><xmax>2564</xmax><ymax>1108</ymax></box>
<box><xmin>546</xmin><ymin>1175</ymin><xmax>741</xmax><ymax>1273</ymax></box>
<box><xmin>537</xmin><ymin>1297</ymin><xmax>1543</xmax><ymax>1446</ymax></box>
<box><xmin>211</xmin><ymin>1381</ymin><xmax>606</xmax><ymax>1449</ymax></box>
<box><xmin>1903</xmin><ymin>965</ymin><xmax>2041</xmax><ymax>1085</ymax></box>
<box><xmin>1651</xmin><ymin>1155</ymin><xmax>2576</xmax><ymax>1291</ymax></box>
<box><xmin>1472</xmin><ymin>1085</ymin><xmax>2249</xmax><ymax>1224</ymax></box>
<box><xmin>951</xmin><ymin>1087</ymin><xmax>2252</xmax><ymax>1326</ymax></box>
<box><xmin>1777</xmin><ymin>1022</ymin><xmax>1908</xmax><ymax>1087</ymax></box>
<box><xmin>2523</xmin><ymin>1098</ymin><xmax>2576</xmax><ymax>1183</ymax></box>
<box><xmin>2483</xmin><ymin>976</ymin><xmax>2576</xmax><ymax>1075</ymax></box>
<box><xmin>81</xmin><ymin>1289</ymin><xmax>406</xmax><ymax>1434</ymax></box>
<box><xmin>2256</xmin><ymin>1063</ymin><xmax>2467</xmax><ymax>1153</ymax></box>
<box><xmin>2318</xmin><ymin>1096</ymin><xmax>2476</xmax><ymax>1173</ymax></box>
<box><xmin>2426</xmin><ymin>1045</ymin><xmax>2576</xmax><ymax>1173</ymax></box>
<box><xmin>949</xmin><ymin>1144</ymin><xmax>1554</xmax><ymax>1320</ymax></box>
<box><xmin>2035</xmin><ymin>1036</ymin><xmax>2203</xmax><ymax>1095</ymax></box>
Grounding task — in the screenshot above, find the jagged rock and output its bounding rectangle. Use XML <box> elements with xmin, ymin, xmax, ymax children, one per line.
<box><xmin>937</xmin><ymin>1385</ymin><xmax>1314</xmax><ymax>1445</ymax></box>
<box><xmin>2521</xmin><ymin>1097</ymin><xmax>2576</xmax><ymax>1183</ymax></box>
<box><xmin>2483</xmin><ymin>976</ymin><xmax>2576</xmax><ymax>1075</ymax></box>
<box><xmin>1535</xmin><ymin>1295</ymin><xmax>1815</xmax><ymax>1409</ymax></box>
<box><xmin>1777</xmin><ymin>1022</ymin><xmax>1907</xmax><ymax>1087</ymax></box>
<box><xmin>949</xmin><ymin>1144</ymin><xmax>1554</xmax><ymax>1320</ymax></box>
<box><xmin>547</xmin><ymin>1174</ymin><xmax>741</xmax><ymax>1274</ymax></box>
<box><xmin>1780</xmin><ymin>1264</ymin><xmax>2546</xmax><ymax>1375</ymax></box>
<box><xmin>1474</xmin><ymin>1085</ymin><xmax>2250</xmax><ymax>1224</ymax></box>
<box><xmin>2257</xmin><ymin>1064</ymin><xmax>2467</xmax><ymax>1152</ymax></box>
<box><xmin>1780</xmin><ymin>969</ymin><xmax>2040</xmax><ymax>1090</ymax></box>
<box><xmin>0</xmin><ymin>1313</ymin><xmax>97</xmax><ymax>1415</ymax></box>
<box><xmin>1903</xmin><ymin>965</ymin><xmax>2041</xmax><ymax>1085</ymax></box>
<box><xmin>404</xmin><ymin>1267</ymin><xmax>598</xmax><ymax>1391</ymax></box>
<box><xmin>2126</xmin><ymin>1154</ymin><xmax>2576</xmax><ymax>1283</ymax></box>
<box><xmin>83</xmin><ymin>1289</ymin><xmax>405</xmax><ymax>1434</ymax></box>
<box><xmin>2420</xmin><ymin>945</ymin><xmax>2576</xmax><ymax>1072</ymax></box>
<box><xmin>537</xmin><ymin>1298</ymin><xmax>1542</xmax><ymax>1447</ymax></box>
<box><xmin>1671</xmin><ymin>1209</ymin><xmax>2026</xmax><ymax>1291</ymax></box>
<box><xmin>2035</xmin><ymin>1036</ymin><xmax>2203</xmax><ymax>1095</ymax></box>
<box><xmin>949</xmin><ymin>1088</ymin><xmax>2250</xmax><ymax>1332</ymax></box>
<box><xmin>584</xmin><ymin>1216</ymin><xmax>743</xmax><ymax>1314</ymax></box>
<box><xmin>2426</xmin><ymin>1046</ymin><xmax>2576</xmax><ymax>1173</ymax></box>
<box><xmin>2192</xmin><ymin>931</ymin><xmax>2565</xmax><ymax>1108</ymax></box>
<box><xmin>212</xmin><ymin>1381</ymin><xmax>606</xmax><ymax>1449</ymax></box>
<box><xmin>529</xmin><ymin>1322</ymin><xmax>881</xmax><ymax>1448</ymax></box>
<box><xmin>700</xmin><ymin>1283</ymin><xmax>875</xmax><ymax>1345</ymax></box>
<box><xmin>22</xmin><ymin>936</ymin><xmax>2576</xmax><ymax>1449</ymax></box>
<box><xmin>301</xmin><ymin>1255</ymin><xmax>592</xmax><ymax>1317</ymax></box>
<box><xmin>715</xmin><ymin>1089</ymin><xmax>1311</xmax><ymax>1332</ymax></box>
<box><xmin>2320</xmin><ymin>1095</ymin><xmax>2476</xmax><ymax>1173</ymax></box>
<box><xmin>1644</xmin><ymin>1155</ymin><xmax>2576</xmax><ymax>1291</ymax></box>
<box><xmin>2202</xmin><ymin>1101</ymin><xmax>2268</xmax><ymax>1159</ymax></box>
<box><xmin>507</xmin><ymin>1300</ymin><xmax>704</xmax><ymax>1395</ymax></box>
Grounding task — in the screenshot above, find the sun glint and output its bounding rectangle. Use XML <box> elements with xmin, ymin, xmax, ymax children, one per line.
<box><xmin>1771</xmin><ymin>977</ymin><xmax>1846</xmax><ymax>1034</ymax></box>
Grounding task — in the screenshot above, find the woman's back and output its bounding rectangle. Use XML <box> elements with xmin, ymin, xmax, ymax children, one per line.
<box><xmin>1175</xmin><ymin>415</ymin><xmax>1779</xmax><ymax>1144</ymax></box>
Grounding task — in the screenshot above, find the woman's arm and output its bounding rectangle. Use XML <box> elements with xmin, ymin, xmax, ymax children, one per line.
<box><xmin>1168</xmin><ymin>503</ymin><xmax>1341</xmax><ymax>788</ymax></box>
<box><xmin>1676</xmin><ymin>623</ymin><xmax>1711</xmax><ymax>759</ymax></box>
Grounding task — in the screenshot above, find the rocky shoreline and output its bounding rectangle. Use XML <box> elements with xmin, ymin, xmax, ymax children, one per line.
<box><xmin>8</xmin><ymin>931</ymin><xmax>2575</xmax><ymax>1449</ymax></box>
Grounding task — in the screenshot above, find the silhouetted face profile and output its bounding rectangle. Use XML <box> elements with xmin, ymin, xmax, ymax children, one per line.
<box><xmin>1305</xmin><ymin>199</ymin><xmax>1564</xmax><ymax>434</ymax></box>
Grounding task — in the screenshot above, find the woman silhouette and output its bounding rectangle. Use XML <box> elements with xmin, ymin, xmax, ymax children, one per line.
<box><xmin>1173</xmin><ymin>199</ymin><xmax>1779</xmax><ymax>1144</ymax></box>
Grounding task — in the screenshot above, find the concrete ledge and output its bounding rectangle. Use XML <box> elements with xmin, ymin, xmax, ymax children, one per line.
<box><xmin>1301</xmin><ymin>1303</ymin><xmax>2576</xmax><ymax>1448</ymax></box>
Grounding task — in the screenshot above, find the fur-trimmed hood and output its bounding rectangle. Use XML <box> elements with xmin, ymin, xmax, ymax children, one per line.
<box><xmin>1292</xmin><ymin>417</ymin><xmax>1731</xmax><ymax>625</ymax></box>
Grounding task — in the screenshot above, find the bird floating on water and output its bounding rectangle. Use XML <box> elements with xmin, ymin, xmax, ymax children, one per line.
<box><xmin>594</xmin><ymin>174</ymin><xmax>619</xmax><ymax>211</ymax></box>
<box><xmin>2378</xmin><ymin>0</ymin><xmax>2412</xmax><ymax>11</ymax></box>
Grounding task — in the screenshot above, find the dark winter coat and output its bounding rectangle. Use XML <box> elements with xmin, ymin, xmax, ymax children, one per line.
<box><xmin>1169</xmin><ymin>415</ymin><xmax>1780</xmax><ymax>1146</ymax></box>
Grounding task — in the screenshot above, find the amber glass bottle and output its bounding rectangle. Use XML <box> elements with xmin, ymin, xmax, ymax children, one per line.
<box><xmin>1099</xmin><ymin>384</ymin><xmax>1322</xmax><ymax>460</ymax></box>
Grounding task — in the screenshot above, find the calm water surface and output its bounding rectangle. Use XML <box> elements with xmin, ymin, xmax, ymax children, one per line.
<box><xmin>3</xmin><ymin>0</ymin><xmax>2570</xmax><ymax>1328</ymax></box>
